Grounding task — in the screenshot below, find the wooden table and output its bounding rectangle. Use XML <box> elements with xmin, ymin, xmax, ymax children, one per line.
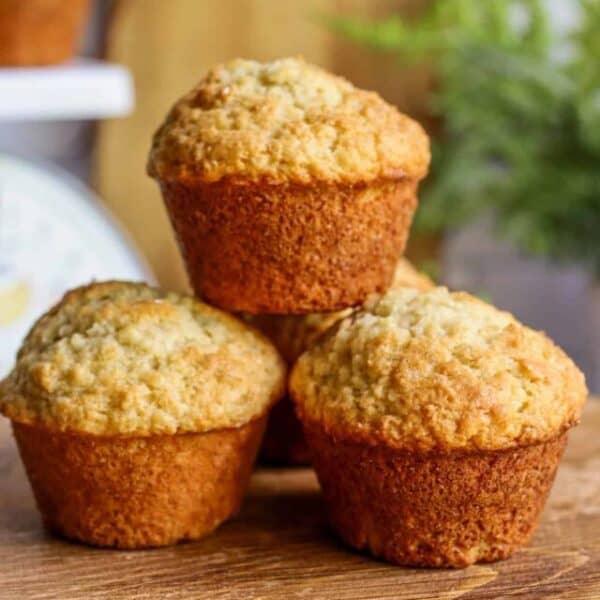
<box><xmin>2</xmin><ymin>403</ymin><xmax>600</xmax><ymax>600</ymax></box>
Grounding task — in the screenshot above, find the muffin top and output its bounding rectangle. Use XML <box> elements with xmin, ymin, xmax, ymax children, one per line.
<box><xmin>291</xmin><ymin>287</ymin><xmax>587</xmax><ymax>452</ymax></box>
<box><xmin>247</xmin><ymin>258</ymin><xmax>434</xmax><ymax>364</ymax></box>
<box><xmin>0</xmin><ymin>281</ymin><xmax>285</xmax><ymax>435</ymax></box>
<box><xmin>148</xmin><ymin>57</ymin><xmax>430</xmax><ymax>185</ymax></box>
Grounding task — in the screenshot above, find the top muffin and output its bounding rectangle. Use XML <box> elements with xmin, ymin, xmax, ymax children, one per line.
<box><xmin>290</xmin><ymin>287</ymin><xmax>587</xmax><ymax>452</ymax></box>
<box><xmin>0</xmin><ymin>281</ymin><xmax>285</xmax><ymax>435</ymax></box>
<box><xmin>147</xmin><ymin>57</ymin><xmax>430</xmax><ymax>185</ymax></box>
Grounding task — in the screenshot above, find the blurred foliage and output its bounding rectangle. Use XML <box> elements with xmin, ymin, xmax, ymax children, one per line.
<box><xmin>325</xmin><ymin>0</ymin><xmax>600</xmax><ymax>276</ymax></box>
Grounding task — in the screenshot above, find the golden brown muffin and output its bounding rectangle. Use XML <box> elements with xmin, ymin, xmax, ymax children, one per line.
<box><xmin>148</xmin><ymin>57</ymin><xmax>430</xmax><ymax>314</ymax></box>
<box><xmin>0</xmin><ymin>281</ymin><xmax>286</xmax><ymax>549</ymax></box>
<box><xmin>290</xmin><ymin>287</ymin><xmax>587</xmax><ymax>567</ymax></box>
<box><xmin>0</xmin><ymin>0</ymin><xmax>90</xmax><ymax>66</ymax></box>
<box><xmin>247</xmin><ymin>258</ymin><xmax>433</xmax><ymax>464</ymax></box>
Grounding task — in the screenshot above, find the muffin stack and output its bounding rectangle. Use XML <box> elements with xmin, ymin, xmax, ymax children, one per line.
<box><xmin>0</xmin><ymin>57</ymin><xmax>588</xmax><ymax>567</ymax></box>
<box><xmin>147</xmin><ymin>57</ymin><xmax>432</xmax><ymax>466</ymax></box>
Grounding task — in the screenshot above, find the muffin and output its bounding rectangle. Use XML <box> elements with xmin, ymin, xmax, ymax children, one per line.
<box><xmin>147</xmin><ymin>57</ymin><xmax>430</xmax><ymax>314</ymax></box>
<box><xmin>248</xmin><ymin>258</ymin><xmax>433</xmax><ymax>464</ymax></box>
<box><xmin>290</xmin><ymin>287</ymin><xmax>587</xmax><ymax>567</ymax></box>
<box><xmin>0</xmin><ymin>281</ymin><xmax>285</xmax><ymax>548</ymax></box>
<box><xmin>0</xmin><ymin>0</ymin><xmax>90</xmax><ymax>66</ymax></box>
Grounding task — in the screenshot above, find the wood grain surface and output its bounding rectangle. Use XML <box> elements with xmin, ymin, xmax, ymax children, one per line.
<box><xmin>1</xmin><ymin>402</ymin><xmax>599</xmax><ymax>599</ymax></box>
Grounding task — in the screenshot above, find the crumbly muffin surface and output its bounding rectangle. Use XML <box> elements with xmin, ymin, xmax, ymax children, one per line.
<box><xmin>291</xmin><ymin>287</ymin><xmax>587</xmax><ymax>451</ymax></box>
<box><xmin>0</xmin><ymin>281</ymin><xmax>285</xmax><ymax>435</ymax></box>
<box><xmin>246</xmin><ymin>258</ymin><xmax>433</xmax><ymax>364</ymax></box>
<box><xmin>148</xmin><ymin>57</ymin><xmax>430</xmax><ymax>185</ymax></box>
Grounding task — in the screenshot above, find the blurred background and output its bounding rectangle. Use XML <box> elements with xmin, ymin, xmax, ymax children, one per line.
<box><xmin>0</xmin><ymin>0</ymin><xmax>598</xmax><ymax>392</ymax></box>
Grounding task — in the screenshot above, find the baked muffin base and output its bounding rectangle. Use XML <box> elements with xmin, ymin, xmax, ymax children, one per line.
<box><xmin>0</xmin><ymin>0</ymin><xmax>90</xmax><ymax>66</ymax></box>
<box><xmin>304</xmin><ymin>421</ymin><xmax>567</xmax><ymax>567</ymax></box>
<box><xmin>160</xmin><ymin>177</ymin><xmax>418</xmax><ymax>314</ymax></box>
<box><xmin>13</xmin><ymin>416</ymin><xmax>266</xmax><ymax>549</ymax></box>
<box><xmin>260</xmin><ymin>396</ymin><xmax>310</xmax><ymax>465</ymax></box>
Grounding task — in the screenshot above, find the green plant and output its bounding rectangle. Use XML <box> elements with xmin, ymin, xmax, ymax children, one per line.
<box><xmin>325</xmin><ymin>0</ymin><xmax>600</xmax><ymax>276</ymax></box>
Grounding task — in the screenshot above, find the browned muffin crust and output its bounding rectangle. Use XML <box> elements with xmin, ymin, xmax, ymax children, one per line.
<box><xmin>0</xmin><ymin>280</ymin><xmax>286</xmax><ymax>435</ymax></box>
<box><xmin>305</xmin><ymin>420</ymin><xmax>567</xmax><ymax>567</ymax></box>
<box><xmin>0</xmin><ymin>0</ymin><xmax>90</xmax><ymax>66</ymax></box>
<box><xmin>291</xmin><ymin>287</ymin><xmax>588</xmax><ymax>451</ymax></box>
<box><xmin>13</xmin><ymin>417</ymin><xmax>266</xmax><ymax>549</ymax></box>
<box><xmin>162</xmin><ymin>178</ymin><xmax>417</xmax><ymax>313</ymax></box>
<box><xmin>148</xmin><ymin>57</ymin><xmax>430</xmax><ymax>186</ymax></box>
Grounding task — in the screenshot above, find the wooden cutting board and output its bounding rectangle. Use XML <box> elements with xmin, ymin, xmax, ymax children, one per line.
<box><xmin>1</xmin><ymin>401</ymin><xmax>599</xmax><ymax>599</ymax></box>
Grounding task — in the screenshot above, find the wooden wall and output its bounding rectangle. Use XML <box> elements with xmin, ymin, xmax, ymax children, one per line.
<box><xmin>95</xmin><ymin>0</ymin><xmax>432</xmax><ymax>291</ymax></box>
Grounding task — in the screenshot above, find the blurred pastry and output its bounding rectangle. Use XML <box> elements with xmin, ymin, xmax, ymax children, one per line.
<box><xmin>148</xmin><ymin>57</ymin><xmax>430</xmax><ymax>314</ymax></box>
<box><xmin>0</xmin><ymin>0</ymin><xmax>90</xmax><ymax>66</ymax></box>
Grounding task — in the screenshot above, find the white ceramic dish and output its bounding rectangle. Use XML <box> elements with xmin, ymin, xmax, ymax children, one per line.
<box><xmin>0</xmin><ymin>153</ymin><xmax>153</xmax><ymax>377</ymax></box>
